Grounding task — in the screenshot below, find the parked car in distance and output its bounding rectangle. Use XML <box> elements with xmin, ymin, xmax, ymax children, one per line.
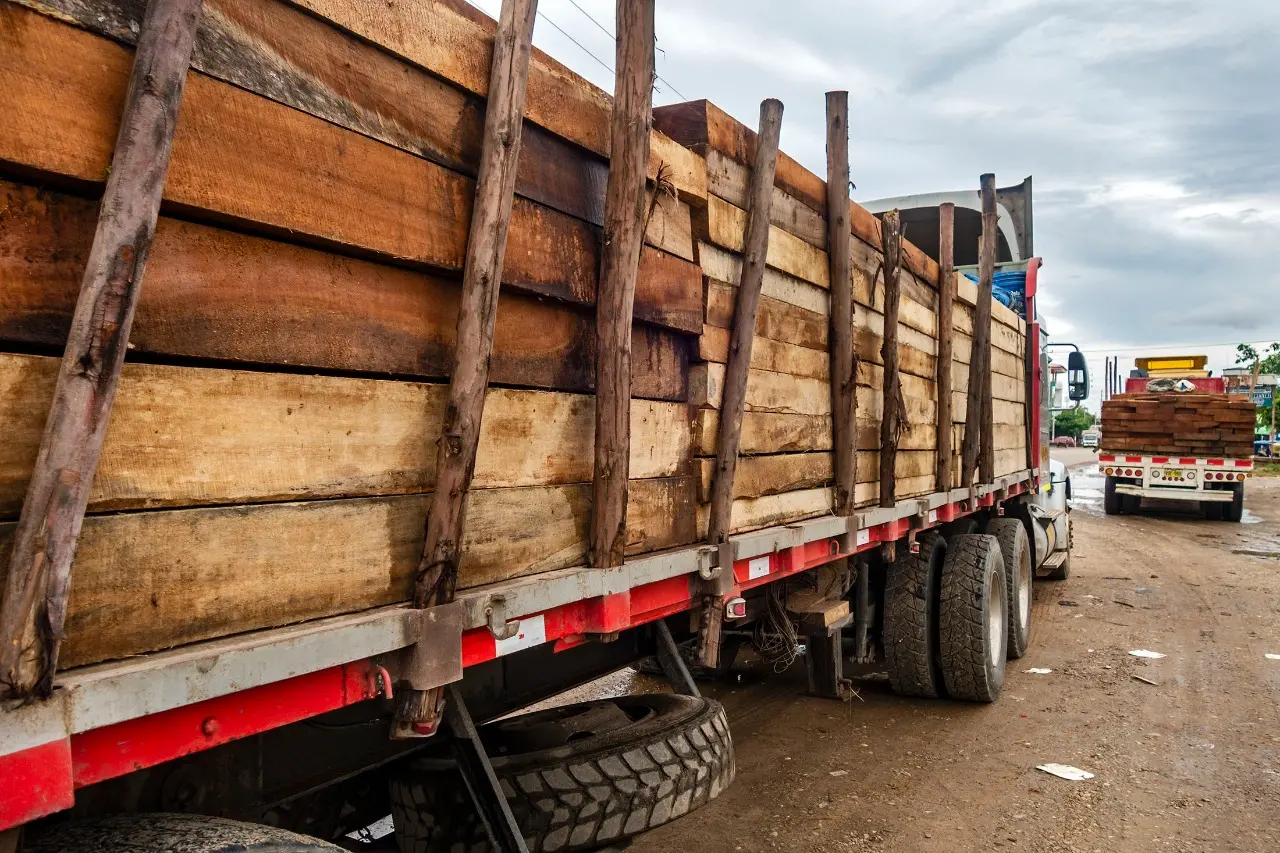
<box><xmin>1051</xmin><ymin>436</ymin><xmax>1077</xmax><ymax>447</ymax></box>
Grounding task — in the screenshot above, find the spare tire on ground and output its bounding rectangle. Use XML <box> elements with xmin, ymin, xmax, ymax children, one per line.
<box><xmin>390</xmin><ymin>694</ymin><xmax>734</xmax><ymax>853</ymax></box>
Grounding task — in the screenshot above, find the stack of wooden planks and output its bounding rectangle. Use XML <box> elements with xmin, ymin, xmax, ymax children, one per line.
<box><xmin>0</xmin><ymin>0</ymin><xmax>1028</xmax><ymax>672</ymax></box>
<box><xmin>655</xmin><ymin>100</ymin><xmax>1029</xmax><ymax>534</ymax></box>
<box><xmin>1100</xmin><ymin>394</ymin><xmax>1257</xmax><ymax>457</ymax></box>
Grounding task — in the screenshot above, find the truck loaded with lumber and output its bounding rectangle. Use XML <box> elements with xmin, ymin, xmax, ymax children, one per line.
<box><xmin>0</xmin><ymin>1</ymin><xmax>1085</xmax><ymax>850</ymax></box>
<box><xmin>1100</xmin><ymin>356</ymin><xmax>1255</xmax><ymax>521</ymax></box>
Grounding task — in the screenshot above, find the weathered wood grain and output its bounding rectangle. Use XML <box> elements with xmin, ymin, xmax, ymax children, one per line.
<box><xmin>705</xmin><ymin>150</ymin><xmax>826</xmax><ymax>248</ymax></box>
<box><xmin>694</xmin><ymin>195</ymin><xmax>830</xmax><ymax>288</ymax></box>
<box><xmin>697</xmin><ymin>453</ymin><xmax>831</xmax><ymax>502</ymax></box>
<box><xmin>0</xmin><ymin>182</ymin><xmax>690</xmax><ymax>400</ymax></box>
<box><xmin>704</xmin><ymin>281</ymin><xmax>827</xmax><ymax>351</ymax></box>
<box><xmin>879</xmin><ymin>210</ymin><xmax>904</xmax><ymax>508</ymax></box>
<box><xmin>0</xmin><ymin>6</ymin><xmax>702</xmax><ymax>333</ymax></box>
<box><xmin>0</xmin><ymin>0</ymin><xmax>202</xmax><ymax>698</ymax></box>
<box><xmin>696</xmin><ymin>243</ymin><xmax>829</xmax><ymax>315</ymax></box>
<box><xmin>697</xmin><ymin>327</ymin><xmax>829</xmax><ymax>380</ymax></box>
<box><xmin>289</xmin><ymin>0</ymin><xmax>706</xmax><ymax>201</ymax></box>
<box><xmin>826</xmin><ymin>90</ymin><xmax>856</xmax><ymax>517</ymax></box>
<box><xmin>0</xmin><ymin>477</ymin><xmax>696</xmax><ymax>669</ymax></box>
<box><xmin>936</xmin><ymin>203</ymin><xmax>956</xmax><ymax>491</ymax></box>
<box><xmin>0</xmin><ymin>354</ymin><xmax>692</xmax><ymax>517</ymax></box>
<box><xmin>691</xmin><ymin>410</ymin><xmax>936</xmax><ymax>457</ymax></box>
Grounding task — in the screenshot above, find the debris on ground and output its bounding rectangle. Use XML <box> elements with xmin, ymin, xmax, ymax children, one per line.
<box><xmin>1129</xmin><ymin>649</ymin><xmax>1166</xmax><ymax>659</ymax></box>
<box><xmin>1024</xmin><ymin>668</ymin><xmax>1053</xmax><ymax>674</ymax></box>
<box><xmin>1036</xmin><ymin>764</ymin><xmax>1095</xmax><ymax>781</ymax></box>
<box><xmin>1131</xmin><ymin>674</ymin><xmax>1159</xmax><ymax>686</ymax></box>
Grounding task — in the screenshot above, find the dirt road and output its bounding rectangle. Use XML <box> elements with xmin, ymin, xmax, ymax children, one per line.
<box><xmin>631</xmin><ymin>459</ymin><xmax>1280</xmax><ymax>853</ymax></box>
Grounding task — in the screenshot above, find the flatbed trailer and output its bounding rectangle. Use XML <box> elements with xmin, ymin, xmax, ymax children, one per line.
<box><xmin>0</xmin><ymin>1</ymin><xmax>1083</xmax><ymax>850</ymax></box>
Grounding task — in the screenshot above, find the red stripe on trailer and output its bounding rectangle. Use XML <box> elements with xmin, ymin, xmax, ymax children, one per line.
<box><xmin>1179</xmin><ymin>458</ymin><xmax>1197</xmax><ymax>465</ymax></box>
<box><xmin>72</xmin><ymin>663</ymin><xmax>380</xmax><ymax>788</ymax></box>
<box><xmin>1235</xmin><ymin>460</ymin><xmax>1253</xmax><ymax>468</ymax></box>
<box><xmin>1124</xmin><ymin>456</ymin><xmax>1142</xmax><ymax>463</ymax></box>
<box><xmin>1151</xmin><ymin>457</ymin><xmax>1169</xmax><ymax>463</ymax></box>
<box><xmin>0</xmin><ymin>739</ymin><xmax>73</xmax><ymax>827</ymax></box>
<box><xmin>1099</xmin><ymin>454</ymin><xmax>1116</xmax><ymax>462</ymax></box>
<box><xmin>1208</xmin><ymin>459</ymin><xmax>1225</xmax><ymax>466</ymax></box>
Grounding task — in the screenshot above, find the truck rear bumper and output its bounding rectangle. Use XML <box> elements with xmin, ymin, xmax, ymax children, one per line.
<box><xmin>1115</xmin><ymin>485</ymin><xmax>1234</xmax><ymax>502</ymax></box>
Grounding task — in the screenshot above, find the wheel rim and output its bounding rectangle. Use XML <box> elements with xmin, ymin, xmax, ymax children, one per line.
<box><xmin>987</xmin><ymin>563</ymin><xmax>1006</xmax><ymax>669</ymax></box>
<box><xmin>1016</xmin><ymin>547</ymin><xmax>1032</xmax><ymax>632</ymax></box>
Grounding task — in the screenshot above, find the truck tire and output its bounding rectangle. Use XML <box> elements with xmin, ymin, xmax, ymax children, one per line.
<box><xmin>1224</xmin><ymin>484</ymin><xmax>1245</xmax><ymax>522</ymax></box>
<box><xmin>390</xmin><ymin>694</ymin><xmax>733</xmax><ymax>853</ymax></box>
<box><xmin>986</xmin><ymin>518</ymin><xmax>1032</xmax><ymax>660</ymax></box>
<box><xmin>26</xmin><ymin>814</ymin><xmax>344</xmax><ymax>852</ymax></box>
<box><xmin>883</xmin><ymin>533</ymin><xmax>946</xmax><ymax>698</ymax></box>
<box><xmin>938</xmin><ymin>534</ymin><xmax>1008</xmax><ymax>703</ymax></box>
<box><xmin>1201</xmin><ymin>500</ymin><xmax>1224</xmax><ymax>521</ymax></box>
<box><xmin>1103</xmin><ymin>476</ymin><xmax>1122</xmax><ymax>515</ymax></box>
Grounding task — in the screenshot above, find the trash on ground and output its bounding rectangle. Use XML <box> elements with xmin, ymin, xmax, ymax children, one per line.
<box><xmin>1129</xmin><ymin>649</ymin><xmax>1166</xmax><ymax>659</ymax></box>
<box><xmin>1058</xmin><ymin>600</ymin><xmax>1078</xmax><ymax>607</ymax></box>
<box><xmin>1113</xmin><ymin>599</ymin><xmax>1136</xmax><ymax>608</ymax></box>
<box><xmin>1131</xmin><ymin>674</ymin><xmax>1159</xmax><ymax>686</ymax></box>
<box><xmin>1024</xmin><ymin>667</ymin><xmax>1052</xmax><ymax>674</ymax></box>
<box><xmin>1103</xmin><ymin>576</ymin><xmax>1132</xmax><ymax>580</ymax></box>
<box><xmin>1266</xmin><ymin>654</ymin><xmax>1280</xmax><ymax>661</ymax></box>
<box><xmin>1135</xmin><ymin>587</ymin><xmax>1151</xmax><ymax>594</ymax></box>
<box><xmin>829</xmin><ymin>770</ymin><xmax>849</xmax><ymax>777</ymax></box>
<box><xmin>1036</xmin><ymin>764</ymin><xmax>1095</xmax><ymax>781</ymax></box>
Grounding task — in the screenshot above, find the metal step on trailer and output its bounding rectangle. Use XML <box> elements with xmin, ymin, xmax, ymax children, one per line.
<box><xmin>1041</xmin><ymin>551</ymin><xmax>1068</xmax><ymax>570</ymax></box>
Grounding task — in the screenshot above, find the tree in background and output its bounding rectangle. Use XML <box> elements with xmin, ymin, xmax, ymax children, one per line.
<box><xmin>1235</xmin><ymin>342</ymin><xmax>1280</xmax><ymax>434</ymax></box>
<box><xmin>1054</xmin><ymin>406</ymin><xmax>1096</xmax><ymax>439</ymax></box>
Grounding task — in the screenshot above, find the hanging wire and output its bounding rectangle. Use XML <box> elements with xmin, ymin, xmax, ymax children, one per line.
<box><xmin>559</xmin><ymin>0</ymin><xmax>688</xmax><ymax>99</ymax></box>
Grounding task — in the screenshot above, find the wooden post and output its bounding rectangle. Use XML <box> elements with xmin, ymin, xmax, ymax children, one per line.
<box><xmin>0</xmin><ymin>0</ymin><xmax>203</xmax><ymax>700</ymax></box>
<box><xmin>961</xmin><ymin>174</ymin><xmax>997</xmax><ymax>488</ymax></box>
<box><xmin>879</xmin><ymin>210</ymin><xmax>904</xmax><ymax>509</ymax></box>
<box><xmin>395</xmin><ymin>0</ymin><xmax>539</xmax><ymax>737</ymax></box>
<box><xmin>696</xmin><ymin>98</ymin><xmax>784</xmax><ymax>667</ymax></box>
<box><xmin>590</xmin><ymin>0</ymin><xmax>655</xmax><ymax>570</ymax></box>
<box><xmin>936</xmin><ymin>203</ymin><xmax>956</xmax><ymax>492</ymax></box>
<box><xmin>978</xmin><ymin>175</ymin><xmax>997</xmax><ymax>484</ymax></box>
<box><xmin>826</xmin><ymin>91</ymin><xmax>856</xmax><ymax>517</ymax></box>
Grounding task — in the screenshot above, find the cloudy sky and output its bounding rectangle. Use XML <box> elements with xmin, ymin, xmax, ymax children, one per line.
<box><xmin>471</xmin><ymin>0</ymin><xmax>1280</xmax><ymax>396</ymax></box>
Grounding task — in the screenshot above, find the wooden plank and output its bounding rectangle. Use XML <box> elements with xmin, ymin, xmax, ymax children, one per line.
<box><xmin>697</xmin><ymin>242</ymin><xmax>829</xmax><ymax>315</ymax></box>
<box><xmin>705</xmin><ymin>149</ymin><xmax>826</xmax><ymax>248</ymax></box>
<box><xmin>25</xmin><ymin>0</ymin><xmax>697</xmax><ymax>256</ymax></box>
<box><xmin>690</xmin><ymin>364</ymin><xmax>831</xmax><ymax>416</ymax></box>
<box><xmin>289</xmin><ymin>0</ymin><xmax>705</xmax><ymax>202</ymax></box>
<box><xmin>953</xmin><ymin>363</ymin><xmax>1027</xmax><ymax>404</ymax></box>
<box><xmin>0</xmin><ymin>182</ymin><xmax>690</xmax><ymax>400</ymax></box>
<box><xmin>591</xmin><ymin>0</ymin><xmax>655</xmax><ymax>570</ymax></box>
<box><xmin>826</xmin><ymin>90</ymin><xmax>855</xmax><ymax>517</ymax></box>
<box><xmin>697</xmin><ymin>326</ymin><xmax>829</xmax><ymax>380</ymax></box>
<box><xmin>690</xmin><ymin>410</ymin><xmax>935</xmax><ymax>457</ymax></box>
<box><xmin>697</xmin><ymin>487</ymin><xmax>832</xmax><ymax>538</ymax></box>
<box><xmin>0</xmin><ymin>355</ymin><xmax>692</xmax><ymax>517</ymax></box>
<box><xmin>976</xmin><ymin>176</ymin><xmax>997</xmax><ymax>484</ymax></box>
<box><xmin>0</xmin><ymin>477</ymin><xmax>696</xmax><ymax>669</ymax></box>
<box><xmin>0</xmin><ymin>0</ymin><xmax>202</xmax><ymax>699</ymax></box>
<box><xmin>697</xmin><ymin>453</ymin><xmax>831</xmax><ymax>502</ymax></box>
<box><xmin>0</xmin><ymin>6</ymin><xmax>703</xmax><ymax>333</ymax></box>
<box><xmin>936</xmin><ymin>203</ymin><xmax>955</xmax><ymax>491</ymax></box>
<box><xmin>695</xmin><ymin>195</ymin><xmax>830</xmax><ymax>288</ymax></box>
<box><xmin>705</xmin><ymin>281</ymin><xmax>827</xmax><ymax>351</ymax></box>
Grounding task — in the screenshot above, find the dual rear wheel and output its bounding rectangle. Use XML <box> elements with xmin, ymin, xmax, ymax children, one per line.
<box><xmin>884</xmin><ymin>519</ymin><xmax>1033</xmax><ymax>703</ymax></box>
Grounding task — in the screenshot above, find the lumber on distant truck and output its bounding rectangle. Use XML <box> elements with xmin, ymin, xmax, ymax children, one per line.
<box><xmin>0</xmin><ymin>0</ymin><xmax>1028</xmax><ymax>674</ymax></box>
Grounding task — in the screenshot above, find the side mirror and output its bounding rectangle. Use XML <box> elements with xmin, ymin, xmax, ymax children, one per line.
<box><xmin>1067</xmin><ymin>351</ymin><xmax>1089</xmax><ymax>401</ymax></box>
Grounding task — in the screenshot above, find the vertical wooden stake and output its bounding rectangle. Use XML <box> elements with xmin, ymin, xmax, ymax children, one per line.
<box><xmin>0</xmin><ymin>0</ymin><xmax>203</xmax><ymax>700</ymax></box>
<box><xmin>978</xmin><ymin>175</ymin><xmax>997</xmax><ymax>484</ymax></box>
<box><xmin>395</xmin><ymin>0</ymin><xmax>539</xmax><ymax>738</ymax></box>
<box><xmin>590</xmin><ymin>0</ymin><xmax>655</xmax><ymax>570</ymax></box>
<box><xmin>826</xmin><ymin>91</ymin><xmax>856</xmax><ymax>516</ymax></box>
<box><xmin>879</xmin><ymin>210</ymin><xmax>904</xmax><ymax>509</ymax></box>
<box><xmin>936</xmin><ymin>203</ymin><xmax>956</xmax><ymax>493</ymax></box>
<box><xmin>696</xmin><ymin>98</ymin><xmax>784</xmax><ymax>667</ymax></box>
<box><xmin>961</xmin><ymin>174</ymin><xmax>998</xmax><ymax>488</ymax></box>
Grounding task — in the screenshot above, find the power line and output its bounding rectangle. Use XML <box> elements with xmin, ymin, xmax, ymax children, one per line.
<box><xmin>538</xmin><ymin>11</ymin><xmax>614</xmax><ymax>75</ymax></box>
<box><xmin>559</xmin><ymin>0</ymin><xmax>688</xmax><ymax>99</ymax></box>
<box><xmin>1077</xmin><ymin>337</ymin><xmax>1279</xmax><ymax>356</ymax></box>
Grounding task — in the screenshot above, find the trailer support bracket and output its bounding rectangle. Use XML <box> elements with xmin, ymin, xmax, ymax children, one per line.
<box><xmin>445</xmin><ymin>685</ymin><xmax>530</xmax><ymax>853</ymax></box>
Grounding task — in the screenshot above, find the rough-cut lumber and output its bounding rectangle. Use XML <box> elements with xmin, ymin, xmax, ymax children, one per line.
<box><xmin>826</xmin><ymin>91</ymin><xmax>856</xmax><ymax>516</ymax></box>
<box><xmin>400</xmin><ymin>0</ymin><xmax>538</xmax><ymax>734</ymax></box>
<box><xmin>697</xmin><ymin>453</ymin><xmax>831</xmax><ymax>502</ymax></box>
<box><xmin>690</xmin><ymin>362</ymin><xmax>936</xmax><ymax>421</ymax></box>
<box><xmin>0</xmin><ymin>477</ymin><xmax>696</xmax><ymax>669</ymax></box>
<box><xmin>977</xmin><ymin>175</ymin><xmax>998</xmax><ymax>484</ymax></box>
<box><xmin>0</xmin><ymin>182</ymin><xmax>689</xmax><ymax>400</ymax></box>
<box><xmin>698</xmin><ymin>487</ymin><xmax>832</xmax><ymax>539</ymax></box>
<box><xmin>592</xmin><ymin>0</ymin><xmax>655</xmax><ymax>570</ymax></box>
<box><xmin>0</xmin><ymin>355</ymin><xmax>691</xmax><ymax>517</ymax></box>
<box><xmin>289</xmin><ymin>0</ymin><xmax>706</xmax><ymax>202</ymax></box>
<box><xmin>694</xmin><ymin>195</ymin><xmax>829</xmax><ymax>287</ymax></box>
<box><xmin>0</xmin><ymin>5</ymin><xmax>702</xmax><ymax>334</ymax></box>
<box><xmin>1101</xmin><ymin>394</ymin><xmax>1256</xmax><ymax>458</ymax></box>
<box><xmin>705</xmin><ymin>282</ymin><xmax>828</xmax><ymax>352</ymax></box>
<box><xmin>697</xmin><ymin>243</ymin><xmax>829</xmax><ymax>315</ymax></box>
<box><xmin>705</xmin><ymin>150</ymin><xmax>826</xmax><ymax>248</ymax></box>
<box><xmin>690</xmin><ymin>411</ymin><xmax>936</xmax><ymax>458</ymax></box>
<box><xmin>26</xmin><ymin>0</ymin><xmax>692</xmax><ymax>245</ymax></box>
<box><xmin>936</xmin><ymin>203</ymin><xmax>956</xmax><ymax>491</ymax></box>
<box><xmin>879</xmin><ymin>210</ymin><xmax>904</xmax><ymax>508</ymax></box>
<box><xmin>0</xmin><ymin>0</ymin><xmax>202</xmax><ymax>700</ymax></box>
<box><xmin>697</xmin><ymin>327</ymin><xmax>829</xmax><ymax>380</ymax></box>
<box><xmin>700</xmin><ymin>99</ymin><xmax>783</xmax><ymax>667</ymax></box>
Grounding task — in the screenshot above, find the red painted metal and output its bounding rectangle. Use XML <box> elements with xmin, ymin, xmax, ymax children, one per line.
<box><xmin>72</xmin><ymin>663</ymin><xmax>378</xmax><ymax>788</ymax></box>
<box><xmin>0</xmin><ymin>739</ymin><xmax>73</xmax><ymax>827</ymax></box>
<box><xmin>1179</xmin><ymin>458</ymin><xmax>1197</xmax><ymax>465</ymax></box>
<box><xmin>1123</xmin><ymin>376</ymin><xmax>1225</xmax><ymax>394</ymax></box>
<box><xmin>1151</xmin><ymin>457</ymin><xmax>1169</xmax><ymax>464</ymax></box>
